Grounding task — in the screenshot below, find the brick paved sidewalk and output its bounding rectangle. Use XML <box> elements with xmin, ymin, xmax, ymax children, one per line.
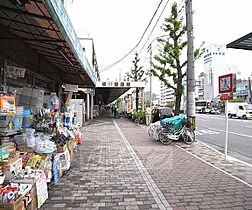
<box><xmin>115</xmin><ymin>118</ymin><xmax>252</xmax><ymax>210</ymax></box>
<box><xmin>41</xmin><ymin>117</ymin><xmax>252</xmax><ymax>210</ymax></box>
<box><xmin>42</xmin><ymin>118</ymin><xmax>164</xmax><ymax>210</ymax></box>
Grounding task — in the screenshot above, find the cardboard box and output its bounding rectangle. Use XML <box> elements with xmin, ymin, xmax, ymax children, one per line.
<box><xmin>56</xmin><ymin>143</ymin><xmax>67</xmax><ymax>153</ymax></box>
<box><xmin>26</xmin><ymin>196</ymin><xmax>38</xmax><ymax>210</ymax></box>
<box><xmin>0</xmin><ymin>155</ymin><xmax>19</xmax><ymax>170</ymax></box>
<box><xmin>0</xmin><ymin>195</ymin><xmax>23</xmax><ymax>210</ymax></box>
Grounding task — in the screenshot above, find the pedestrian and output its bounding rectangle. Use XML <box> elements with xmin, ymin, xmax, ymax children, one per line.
<box><xmin>114</xmin><ymin>106</ymin><xmax>118</xmax><ymax>117</ymax></box>
<box><xmin>145</xmin><ymin>106</ymin><xmax>152</xmax><ymax>126</ymax></box>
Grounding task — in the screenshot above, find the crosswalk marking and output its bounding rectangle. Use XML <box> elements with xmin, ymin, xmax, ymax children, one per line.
<box><xmin>195</xmin><ymin>129</ymin><xmax>220</xmax><ymax>136</ymax></box>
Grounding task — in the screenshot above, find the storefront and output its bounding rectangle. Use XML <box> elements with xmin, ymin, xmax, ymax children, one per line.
<box><xmin>0</xmin><ymin>0</ymin><xmax>96</xmax><ymax>209</ymax></box>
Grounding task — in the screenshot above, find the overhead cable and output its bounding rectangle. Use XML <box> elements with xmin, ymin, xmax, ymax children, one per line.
<box><xmin>139</xmin><ymin>0</ymin><xmax>170</xmax><ymax>54</ymax></box>
<box><xmin>100</xmin><ymin>0</ymin><xmax>164</xmax><ymax>73</ymax></box>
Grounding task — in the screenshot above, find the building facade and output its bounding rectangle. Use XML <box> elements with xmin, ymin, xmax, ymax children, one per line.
<box><xmin>160</xmin><ymin>82</ymin><xmax>175</xmax><ymax>107</ymax></box>
<box><xmin>198</xmin><ymin>72</ymin><xmax>205</xmax><ymax>100</ymax></box>
<box><xmin>203</xmin><ymin>44</ymin><xmax>227</xmax><ymax>100</ymax></box>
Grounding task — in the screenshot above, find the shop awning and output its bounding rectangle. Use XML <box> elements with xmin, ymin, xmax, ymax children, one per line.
<box><xmin>227</xmin><ymin>32</ymin><xmax>252</xmax><ymax>51</ymax></box>
<box><xmin>0</xmin><ymin>0</ymin><xmax>96</xmax><ymax>87</ymax></box>
<box><xmin>95</xmin><ymin>81</ymin><xmax>145</xmax><ymax>105</ymax></box>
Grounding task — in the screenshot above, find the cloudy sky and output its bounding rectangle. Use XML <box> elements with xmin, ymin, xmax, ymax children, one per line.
<box><xmin>65</xmin><ymin>0</ymin><xmax>252</xmax><ymax>94</ymax></box>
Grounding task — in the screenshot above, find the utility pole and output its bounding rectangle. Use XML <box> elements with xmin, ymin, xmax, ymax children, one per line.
<box><xmin>148</xmin><ymin>44</ymin><xmax>152</xmax><ymax>106</ymax></box>
<box><xmin>185</xmin><ymin>0</ymin><xmax>196</xmax><ymax>128</ymax></box>
<box><xmin>248</xmin><ymin>76</ymin><xmax>252</xmax><ymax>103</ymax></box>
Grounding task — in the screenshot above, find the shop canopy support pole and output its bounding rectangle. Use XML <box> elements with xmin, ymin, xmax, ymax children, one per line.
<box><xmin>86</xmin><ymin>93</ymin><xmax>90</xmax><ymax>120</ymax></box>
<box><xmin>90</xmin><ymin>91</ymin><xmax>94</xmax><ymax>120</ymax></box>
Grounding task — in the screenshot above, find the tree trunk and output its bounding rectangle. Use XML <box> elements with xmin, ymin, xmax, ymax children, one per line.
<box><xmin>174</xmin><ymin>81</ymin><xmax>182</xmax><ymax>115</ymax></box>
<box><xmin>136</xmin><ymin>88</ymin><xmax>139</xmax><ymax>112</ymax></box>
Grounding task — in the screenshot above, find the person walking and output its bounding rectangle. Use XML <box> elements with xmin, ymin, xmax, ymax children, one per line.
<box><xmin>145</xmin><ymin>106</ymin><xmax>152</xmax><ymax>126</ymax></box>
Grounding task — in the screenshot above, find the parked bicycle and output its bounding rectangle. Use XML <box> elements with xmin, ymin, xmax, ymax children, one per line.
<box><xmin>148</xmin><ymin>115</ymin><xmax>195</xmax><ymax>145</ymax></box>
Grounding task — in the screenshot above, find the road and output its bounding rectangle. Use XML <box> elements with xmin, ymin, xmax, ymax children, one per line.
<box><xmin>196</xmin><ymin>114</ymin><xmax>252</xmax><ymax>164</ymax></box>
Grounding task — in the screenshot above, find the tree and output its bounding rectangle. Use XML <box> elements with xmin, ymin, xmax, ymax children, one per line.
<box><xmin>165</xmin><ymin>101</ymin><xmax>175</xmax><ymax>109</ymax></box>
<box><xmin>145</xmin><ymin>100</ymin><xmax>151</xmax><ymax>108</ymax></box>
<box><xmin>127</xmin><ymin>52</ymin><xmax>146</xmax><ymax>112</ymax></box>
<box><xmin>151</xmin><ymin>2</ymin><xmax>203</xmax><ymax>115</ymax></box>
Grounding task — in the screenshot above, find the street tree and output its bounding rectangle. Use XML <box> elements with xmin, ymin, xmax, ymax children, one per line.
<box><xmin>127</xmin><ymin>52</ymin><xmax>146</xmax><ymax>112</ymax></box>
<box><xmin>151</xmin><ymin>2</ymin><xmax>203</xmax><ymax>115</ymax></box>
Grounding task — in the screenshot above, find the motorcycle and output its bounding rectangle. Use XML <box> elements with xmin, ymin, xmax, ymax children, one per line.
<box><xmin>148</xmin><ymin>115</ymin><xmax>195</xmax><ymax>145</ymax></box>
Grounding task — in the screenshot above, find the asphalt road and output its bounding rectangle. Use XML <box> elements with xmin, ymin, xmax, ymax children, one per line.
<box><xmin>196</xmin><ymin>114</ymin><xmax>252</xmax><ymax>164</ymax></box>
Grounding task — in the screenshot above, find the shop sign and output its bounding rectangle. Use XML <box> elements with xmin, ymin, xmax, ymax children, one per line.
<box><xmin>65</xmin><ymin>84</ymin><xmax>79</xmax><ymax>92</ymax></box>
<box><xmin>96</xmin><ymin>81</ymin><xmax>145</xmax><ymax>88</ymax></box>
<box><xmin>6</xmin><ymin>66</ymin><xmax>26</xmax><ymax>78</ymax></box>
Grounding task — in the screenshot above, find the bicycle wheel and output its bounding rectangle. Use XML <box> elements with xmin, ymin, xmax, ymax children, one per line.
<box><xmin>183</xmin><ymin>127</ymin><xmax>195</xmax><ymax>144</ymax></box>
<box><xmin>148</xmin><ymin>127</ymin><xmax>153</xmax><ymax>137</ymax></box>
<box><xmin>158</xmin><ymin>129</ymin><xmax>173</xmax><ymax>145</ymax></box>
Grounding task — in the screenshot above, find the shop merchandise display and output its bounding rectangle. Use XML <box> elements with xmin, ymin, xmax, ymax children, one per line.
<box><xmin>0</xmin><ymin>90</ymin><xmax>83</xmax><ymax>210</ymax></box>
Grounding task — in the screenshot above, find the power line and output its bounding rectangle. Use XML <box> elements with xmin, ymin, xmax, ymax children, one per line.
<box><xmin>139</xmin><ymin>0</ymin><xmax>170</xmax><ymax>54</ymax></box>
<box><xmin>100</xmin><ymin>0</ymin><xmax>164</xmax><ymax>73</ymax></box>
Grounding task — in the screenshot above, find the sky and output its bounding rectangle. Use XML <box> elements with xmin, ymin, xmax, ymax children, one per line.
<box><xmin>65</xmin><ymin>0</ymin><xmax>252</xmax><ymax>94</ymax></box>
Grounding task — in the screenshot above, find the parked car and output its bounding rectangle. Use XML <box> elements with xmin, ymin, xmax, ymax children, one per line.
<box><xmin>152</xmin><ymin>107</ymin><xmax>174</xmax><ymax>123</ymax></box>
<box><xmin>209</xmin><ymin>108</ymin><xmax>220</xmax><ymax>114</ymax></box>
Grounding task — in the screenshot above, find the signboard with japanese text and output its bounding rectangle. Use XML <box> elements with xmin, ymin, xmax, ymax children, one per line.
<box><xmin>96</xmin><ymin>81</ymin><xmax>145</xmax><ymax>88</ymax></box>
<box><xmin>6</xmin><ymin>66</ymin><xmax>26</xmax><ymax>78</ymax></box>
<box><xmin>65</xmin><ymin>84</ymin><xmax>79</xmax><ymax>92</ymax></box>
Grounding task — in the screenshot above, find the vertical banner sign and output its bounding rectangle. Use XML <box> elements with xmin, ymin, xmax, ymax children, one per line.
<box><xmin>127</xmin><ymin>97</ymin><xmax>131</xmax><ymax>113</ymax></box>
<box><xmin>139</xmin><ymin>90</ymin><xmax>142</xmax><ymax>108</ymax></box>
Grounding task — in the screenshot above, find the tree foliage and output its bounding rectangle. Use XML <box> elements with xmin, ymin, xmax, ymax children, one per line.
<box><xmin>165</xmin><ymin>101</ymin><xmax>175</xmax><ymax>109</ymax></box>
<box><xmin>151</xmin><ymin>2</ymin><xmax>204</xmax><ymax>115</ymax></box>
<box><xmin>229</xmin><ymin>97</ymin><xmax>246</xmax><ymax>103</ymax></box>
<box><xmin>127</xmin><ymin>52</ymin><xmax>146</xmax><ymax>112</ymax></box>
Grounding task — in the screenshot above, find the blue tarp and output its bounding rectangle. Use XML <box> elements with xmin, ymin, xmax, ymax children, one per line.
<box><xmin>160</xmin><ymin>115</ymin><xmax>186</xmax><ymax>131</ymax></box>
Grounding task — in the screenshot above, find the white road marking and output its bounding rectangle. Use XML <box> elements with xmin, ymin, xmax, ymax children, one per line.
<box><xmin>207</xmin><ymin>127</ymin><xmax>252</xmax><ymax>139</ymax></box>
<box><xmin>114</xmin><ymin>120</ymin><xmax>172</xmax><ymax>209</ymax></box>
<box><xmin>195</xmin><ymin>129</ymin><xmax>220</xmax><ymax>136</ymax></box>
<box><xmin>176</xmin><ymin>145</ymin><xmax>252</xmax><ymax>188</ymax></box>
<box><xmin>197</xmin><ymin>119</ymin><xmax>207</xmax><ymax>121</ymax></box>
<box><xmin>195</xmin><ymin>131</ymin><xmax>203</xmax><ymax>136</ymax></box>
<box><xmin>245</xmin><ymin>126</ymin><xmax>252</xmax><ymax>129</ymax></box>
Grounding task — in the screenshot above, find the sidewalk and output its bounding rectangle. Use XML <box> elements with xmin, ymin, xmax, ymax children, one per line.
<box><xmin>41</xmin><ymin>117</ymin><xmax>252</xmax><ymax>210</ymax></box>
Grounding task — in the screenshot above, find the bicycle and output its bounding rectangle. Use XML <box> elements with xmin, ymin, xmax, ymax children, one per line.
<box><xmin>148</xmin><ymin>115</ymin><xmax>195</xmax><ymax>145</ymax></box>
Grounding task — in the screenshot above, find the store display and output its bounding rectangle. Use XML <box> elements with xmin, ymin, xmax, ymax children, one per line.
<box><xmin>0</xmin><ymin>89</ymin><xmax>82</xmax><ymax>209</ymax></box>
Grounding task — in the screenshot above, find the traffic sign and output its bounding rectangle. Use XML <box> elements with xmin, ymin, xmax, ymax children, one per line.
<box><xmin>219</xmin><ymin>73</ymin><xmax>236</xmax><ymax>94</ymax></box>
